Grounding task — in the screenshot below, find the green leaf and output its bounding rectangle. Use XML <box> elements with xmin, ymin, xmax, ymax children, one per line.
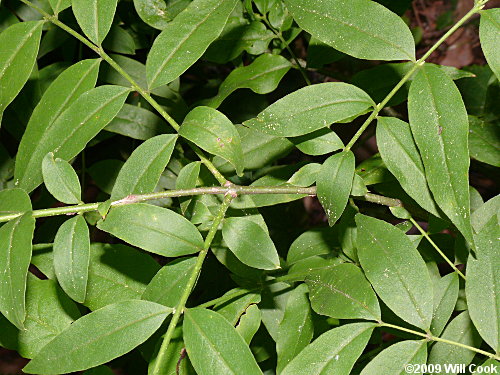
<box><xmin>180</xmin><ymin>106</ymin><xmax>244</xmax><ymax>176</ymax></box>
<box><xmin>183</xmin><ymin>308</ymin><xmax>262</xmax><ymax>375</ymax></box>
<box><xmin>480</xmin><ymin>9</ymin><xmax>500</xmax><ymax>81</ymax></box>
<box><xmin>176</xmin><ymin>161</ymin><xmax>201</xmax><ymax>214</ymax></box>
<box><xmin>48</xmin><ymin>0</ymin><xmax>71</xmax><ymax>14</ymax></box>
<box><xmin>97</xmin><ymin>203</ymin><xmax>204</xmax><ymax>257</ymax></box>
<box><xmin>428</xmin><ymin>311</ymin><xmax>482</xmax><ymax>370</ymax></box>
<box><xmin>133</xmin><ymin>0</ymin><xmax>190</xmax><ymax>30</ymax></box>
<box><xmin>290</xmin><ymin>128</ymin><xmax>344</xmax><ymax>156</ymax></box>
<box><xmin>259</xmin><ymin>281</ymin><xmax>295</xmax><ymax>341</ymax></box>
<box><xmin>359</xmin><ymin>340</ymin><xmax>427</xmax><ymax>375</ymax></box>
<box><xmin>53</xmin><ymin>216</ymin><xmax>90</xmax><ymax>303</ymax></box>
<box><xmin>276</xmin><ymin>284</ymin><xmax>313</xmax><ymax>373</ymax></box>
<box><xmin>287</xmin><ymin>163</ymin><xmax>321</xmax><ymax>187</ymax></box>
<box><xmin>472</xmin><ymin>194</ymin><xmax>500</xmax><ymax>233</ymax></box>
<box><xmin>42</xmin><ymin>152</ymin><xmax>81</xmax><ymax>204</ymax></box>
<box><xmin>243</xmin><ymin>82</ymin><xmax>374</xmax><ymax>137</ymax></box>
<box><xmin>356</xmin><ymin>214</ymin><xmax>433</xmax><ymax>330</ymax></box>
<box><xmin>283</xmin><ymin>0</ymin><xmax>415</xmax><ymax>61</ymax></box>
<box><xmin>468</xmin><ymin>116</ymin><xmax>500</xmax><ymax>167</ymax></box>
<box><xmin>16</xmin><ymin>59</ymin><xmax>100</xmax><ymax>191</ymax></box>
<box><xmin>146</xmin><ymin>0</ymin><xmax>238</xmax><ymax>89</ymax></box>
<box><xmin>0</xmin><ymin>21</ymin><xmax>43</xmax><ymax>117</ymax></box>
<box><xmin>281</xmin><ymin>323</ymin><xmax>375</xmax><ymax>375</ymax></box>
<box><xmin>72</xmin><ymin>0</ymin><xmax>118</xmax><ymax>44</ymax></box>
<box><xmin>142</xmin><ymin>257</ymin><xmax>197</xmax><ymax>308</ymax></box>
<box><xmin>431</xmin><ymin>273</ymin><xmax>459</xmax><ymax>337</ymax></box>
<box><xmin>222</xmin><ymin>217</ymin><xmax>280</xmax><ymax>270</ymax></box>
<box><xmin>317</xmin><ymin>151</ymin><xmax>355</xmax><ymax>226</ymax></box>
<box><xmin>466</xmin><ymin>216</ymin><xmax>500</xmax><ymax>352</ymax></box>
<box><xmin>236</xmin><ymin>304</ymin><xmax>261</xmax><ymax>345</ymax></box>
<box><xmin>377</xmin><ymin>117</ymin><xmax>440</xmax><ymax>216</ymax></box>
<box><xmin>85</xmin><ymin>243</ymin><xmax>160</xmax><ymax>310</ymax></box>
<box><xmin>0</xmin><ymin>188</ymin><xmax>31</xmax><ymax>216</ymax></box>
<box><xmin>287</xmin><ymin>227</ymin><xmax>338</xmax><ymax>265</ymax></box>
<box><xmin>203</xmin><ymin>54</ymin><xmax>292</xmax><ymax>108</ymax></box>
<box><xmin>105</xmin><ymin>104</ymin><xmax>167</xmax><ymax>140</ymax></box>
<box><xmin>102</xmin><ymin>26</ymin><xmax>136</xmax><ymax>55</ymax></box>
<box><xmin>16</xmin><ymin>85</ymin><xmax>128</xmax><ymax>193</ymax></box>
<box><xmin>408</xmin><ymin>64</ymin><xmax>473</xmax><ymax>245</ymax></box>
<box><xmin>0</xmin><ymin>213</ymin><xmax>35</xmax><ymax>329</ymax></box>
<box><xmin>306</xmin><ymin>263</ymin><xmax>381</xmax><ymax>321</ymax></box>
<box><xmin>110</xmin><ymin>134</ymin><xmax>177</xmax><ymax>201</ymax></box>
<box><xmin>214</xmin><ymin>289</ymin><xmax>261</xmax><ymax>325</ymax></box>
<box><xmin>23</xmin><ymin>300</ymin><xmax>171</xmax><ymax>374</ymax></box>
<box><xmin>0</xmin><ymin>276</ymin><xmax>81</xmax><ymax>359</ymax></box>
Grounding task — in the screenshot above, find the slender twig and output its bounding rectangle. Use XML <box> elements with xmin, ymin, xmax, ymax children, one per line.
<box><xmin>344</xmin><ymin>0</ymin><xmax>488</xmax><ymax>152</ymax></box>
<box><xmin>17</xmin><ymin>0</ymin><xmax>227</xmax><ymax>185</ymax></box>
<box><xmin>0</xmin><ymin>186</ymin><xmax>404</xmax><ymax>223</ymax></box>
<box><xmin>410</xmin><ymin>218</ymin><xmax>467</xmax><ymax>280</ymax></box>
<box><xmin>380</xmin><ymin>323</ymin><xmax>500</xmax><ymax>361</ymax></box>
<box><xmin>152</xmin><ymin>194</ymin><xmax>234</xmax><ymax>375</ymax></box>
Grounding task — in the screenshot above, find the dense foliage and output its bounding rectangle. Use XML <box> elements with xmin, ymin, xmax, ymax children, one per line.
<box><xmin>0</xmin><ymin>0</ymin><xmax>499</xmax><ymax>374</ymax></box>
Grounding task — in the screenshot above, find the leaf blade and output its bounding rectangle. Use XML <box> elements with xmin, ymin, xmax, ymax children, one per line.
<box><xmin>42</xmin><ymin>153</ymin><xmax>81</xmax><ymax>204</ymax></box>
<box><xmin>72</xmin><ymin>0</ymin><xmax>118</xmax><ymax>44</ymax></box>
<box><xmin>480</xmin><ymin>9</ymin><xmax>500</xmax><ymax>81</ymax></box>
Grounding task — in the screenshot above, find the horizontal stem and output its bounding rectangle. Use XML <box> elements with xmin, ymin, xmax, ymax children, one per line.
<box><xmin>381</xmin><ymin>323</ymin><xmax>500</xmax><ymax>361</ymax></box>
<box><xmin>0</xmin><ymin>186</ymin><xmax>403</xmax><ymax>223</ymax></box>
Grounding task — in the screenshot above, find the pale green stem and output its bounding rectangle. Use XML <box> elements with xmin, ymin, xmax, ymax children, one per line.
<box><xmin>152</xmin><ymin>194</ymin><xmax>234</xmax><ymax>375</ymax></box>
<box><xmin>344</xmin><ymin>0</ymin><xmax>487</xmax><ymax>152</ymax></box>
<box><xmin>380</xmin><ymin>323</ymin><xmax>500</xmax><ymax>361</ymax></box>
<box><xmin>410</xmin><ymin>218</ymin><xmax>467</xmax><ymax>280</ymax></box>
<box><xmin>17</xmin><ymin>0</ymin><xmax>227</xmax><ymax>185</ymax></box>
<box><xmin>0</xmin><ymin>186</ymin><xmax>403</xmax><ymax>223</ymax></box>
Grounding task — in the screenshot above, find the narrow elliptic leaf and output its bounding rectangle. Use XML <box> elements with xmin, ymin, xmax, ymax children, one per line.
<box><xmin>0</xmin><ymin>213</ymin><xmax>35</xmax><ymax>329</ymax></box>
<box><xmin>146</xmin><ymin>0</ymin><xmax>238</xmax><ymax>89</ymax></box>
<box><xmin>287</xmin><ymin>227</ymin><xmax>338</xmax><ymax>264</ymax></box>
<box><xmin>281</xmin><ymin>323</ymin><xmax>375</xmax><ymax>375</ymax></box>
<box><xmin>214</xmin><ymin>289</ymin><xmax>261</xmax><ymax>325</ymax></box>
<box><xmin>3</xmin><ymin>276</ymin><xmax>81</xmax><ymax>359</ymax></box>
<box><xmin>236</xmin><ymin>304</ymin><xmax>261</xmax><ymax>344</ymax></box>
<box><xmin>23</xmin><ymin>300</ymin><xmax>172</xmax><ymax>374</ymax></box>
<box><xmin>317</xmin><ymin>151</ymin><xmax>355</xmax><ymax>226</ymax></box>
<box><xmin>203</xmin><ymin>54</ymin><xmax>292</xmax><ymax>108</ymax></box>
<box><xmin>133</xmin><ymin>0</ymin><xmax>190</xmax><ymax>30</ymax></box>
<box><xmin>283</xmin><ymin>0</ymin><xmax>415</xmax><ymax>61</ymax></box>
<box><xmin>85</xmin><ymin>243</ymin><xmax>160</xmax><ymax>310</ymax></box>
<box><xmin>0</xmin><ymin>188</ymin><xmax>31</xmax><ymax>216</ymax></box>
<box><xmin>287</xmin><ymin>163</ymin><xmax>321</xmax><ymax>187</ymax></box>
<box><xmin>468</xmin><ymin>116</ymin><xmax>500</xmax><ymax>167</ymax></box>
<box><xmin>430</xmin><ymin>272</ymin><xmax>459</xmax><ymax>336</ymax></box>
<box><xmin>466</xmin><ymin>216</ymin><xmax>500</xmax><ymax>352</ymax></box>
<box><xmin>42</xmin><ymin>152</ymin><xmax>81</xmax><ymax>204</ymax></box>
<box><xmin>105</xmin><ymin>104</ymin><xmax>167</xmax><ymax>141</ymax></box>
<box><xmin>110</xmin><ymin>134</ymin><xmax>177</xmax><ymax>201</ymax></box>
<box><xmin>408</xmin><ymin>64</ymin><xmax>473</xmax><ymax>245</ymax></box>
<box><xmin>290</xmin><ymin>128</ymin><xmax>344</xmax><ymax>156</ymax></box>
<box><xmin>472</xmin><ymin>194</ymin><xmax>500</xmax><ymax>233</ymax></box>
<box><xmin>276</xmin><ymin>284</ymin><xmax>313</xmax><ymax>373</ymax></box>
<box><xmin>243</xmin><ymin>82</ymin><xmax>374</xmax><ymax>137</ymax></box>
<box><xmin>97</xmin><ymin>203</ymin><xmax>204</xmax><ymax>257</ymax></box>
<box><xmin>377</xmin><ymin>117</ymin><xmax>440</xmax><ymax>216</ymax></box>
<box><xmin>72</xmin><ymin>0</ymin><xmax>118</xmax><ymax>44</ymax></box>
<box><xmin>360</xmin><ymin>340</ymin><xmax>427</xmax><ymax>375</ymax></box>
<box><xmin>480</xmin><ymin>9</ymin><xmax>500</xmax><ymax>81</ymax></box>
<box><xmin>306</xmin><ymin>263</ymin><xmax>381</xmax><ymax>321</ymax></box>
<box><xmin>183</xmin><ymin>308</ymin><xmax>262</xmax><ymax>375</ymax></box>
<box><xmin>53</xmin><ymin>216</ymin><xmax>90</xmax><ymax>304</ymax></box>
<box><xmin>356</xmin><ymin>214</ymin><xmax>433</xmax><ymax>330</ymax></box>
<box><xmin>0</xmin><ymin>21</ymin><xmax>43</xmax><ymax>116</ymax></box>
<box><xmin>176</xmin><ymin>161</ymin><xmax>201</xmax><ymax>214</ymax></box>
<box><xmin>428</xmin><ymin>311</ymin><xmax>482</xmax><ymax>369</ymax></box>
<box><xmin>222</xmin><ymin>217</ymin><xmax>280</xmax><ymax>270</ymax></box>
<box><xmin>180</xmin><ymin>106</ymin><xmax>244</xmax><ymax>176</ymax></box>
<box><xmin>16</xmin><ymin>85</ymin><xmax>129</xmax><ymax>193</ymax></box>
<box><xmin>16</xmin><ymin>59</ymin><xmax>100</xmax><ymax>191</ymax></box>
<box><xmin>48</xmin><ymin>0</ymin><xmax>71</xmax><ymax>14</ymax></box>
<box><xmin>260</xmin><ymin>281</ymin><xmax>295</xmax><ymax>341</ymax></box>
<box><xmin>142</xmin><ymin>257</ymin><xmax>197</xmax><ymax>308</ymax></box>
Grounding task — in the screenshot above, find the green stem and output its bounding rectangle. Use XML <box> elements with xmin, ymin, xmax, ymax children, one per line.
<box><xmin>344</xmin><ymin>0</ymin><xmax>486</xmax><ymax>152</ymax></box>
<box><xmin>380</xmin><ymin>323</ymin><xmax>500</xmax><ymax>361</ymax></box>
<box><xmin>0</xmin><ymin>186</ymin><xmax>403</xmax><ymax>223</ymax></box>
<box><xmin>18</xmin><ymin>0</ymin><xmax>226</xmax><ymax>185</ymax></box>
<box><xmin>410</xmin><ymin>218</ymin><xmax>467</xmax><ymax>281</ymax></box>
<box><xmin>152</xmin><ymin>194</ymin><xmax>234</xmax><ymax>375</ymax></box>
